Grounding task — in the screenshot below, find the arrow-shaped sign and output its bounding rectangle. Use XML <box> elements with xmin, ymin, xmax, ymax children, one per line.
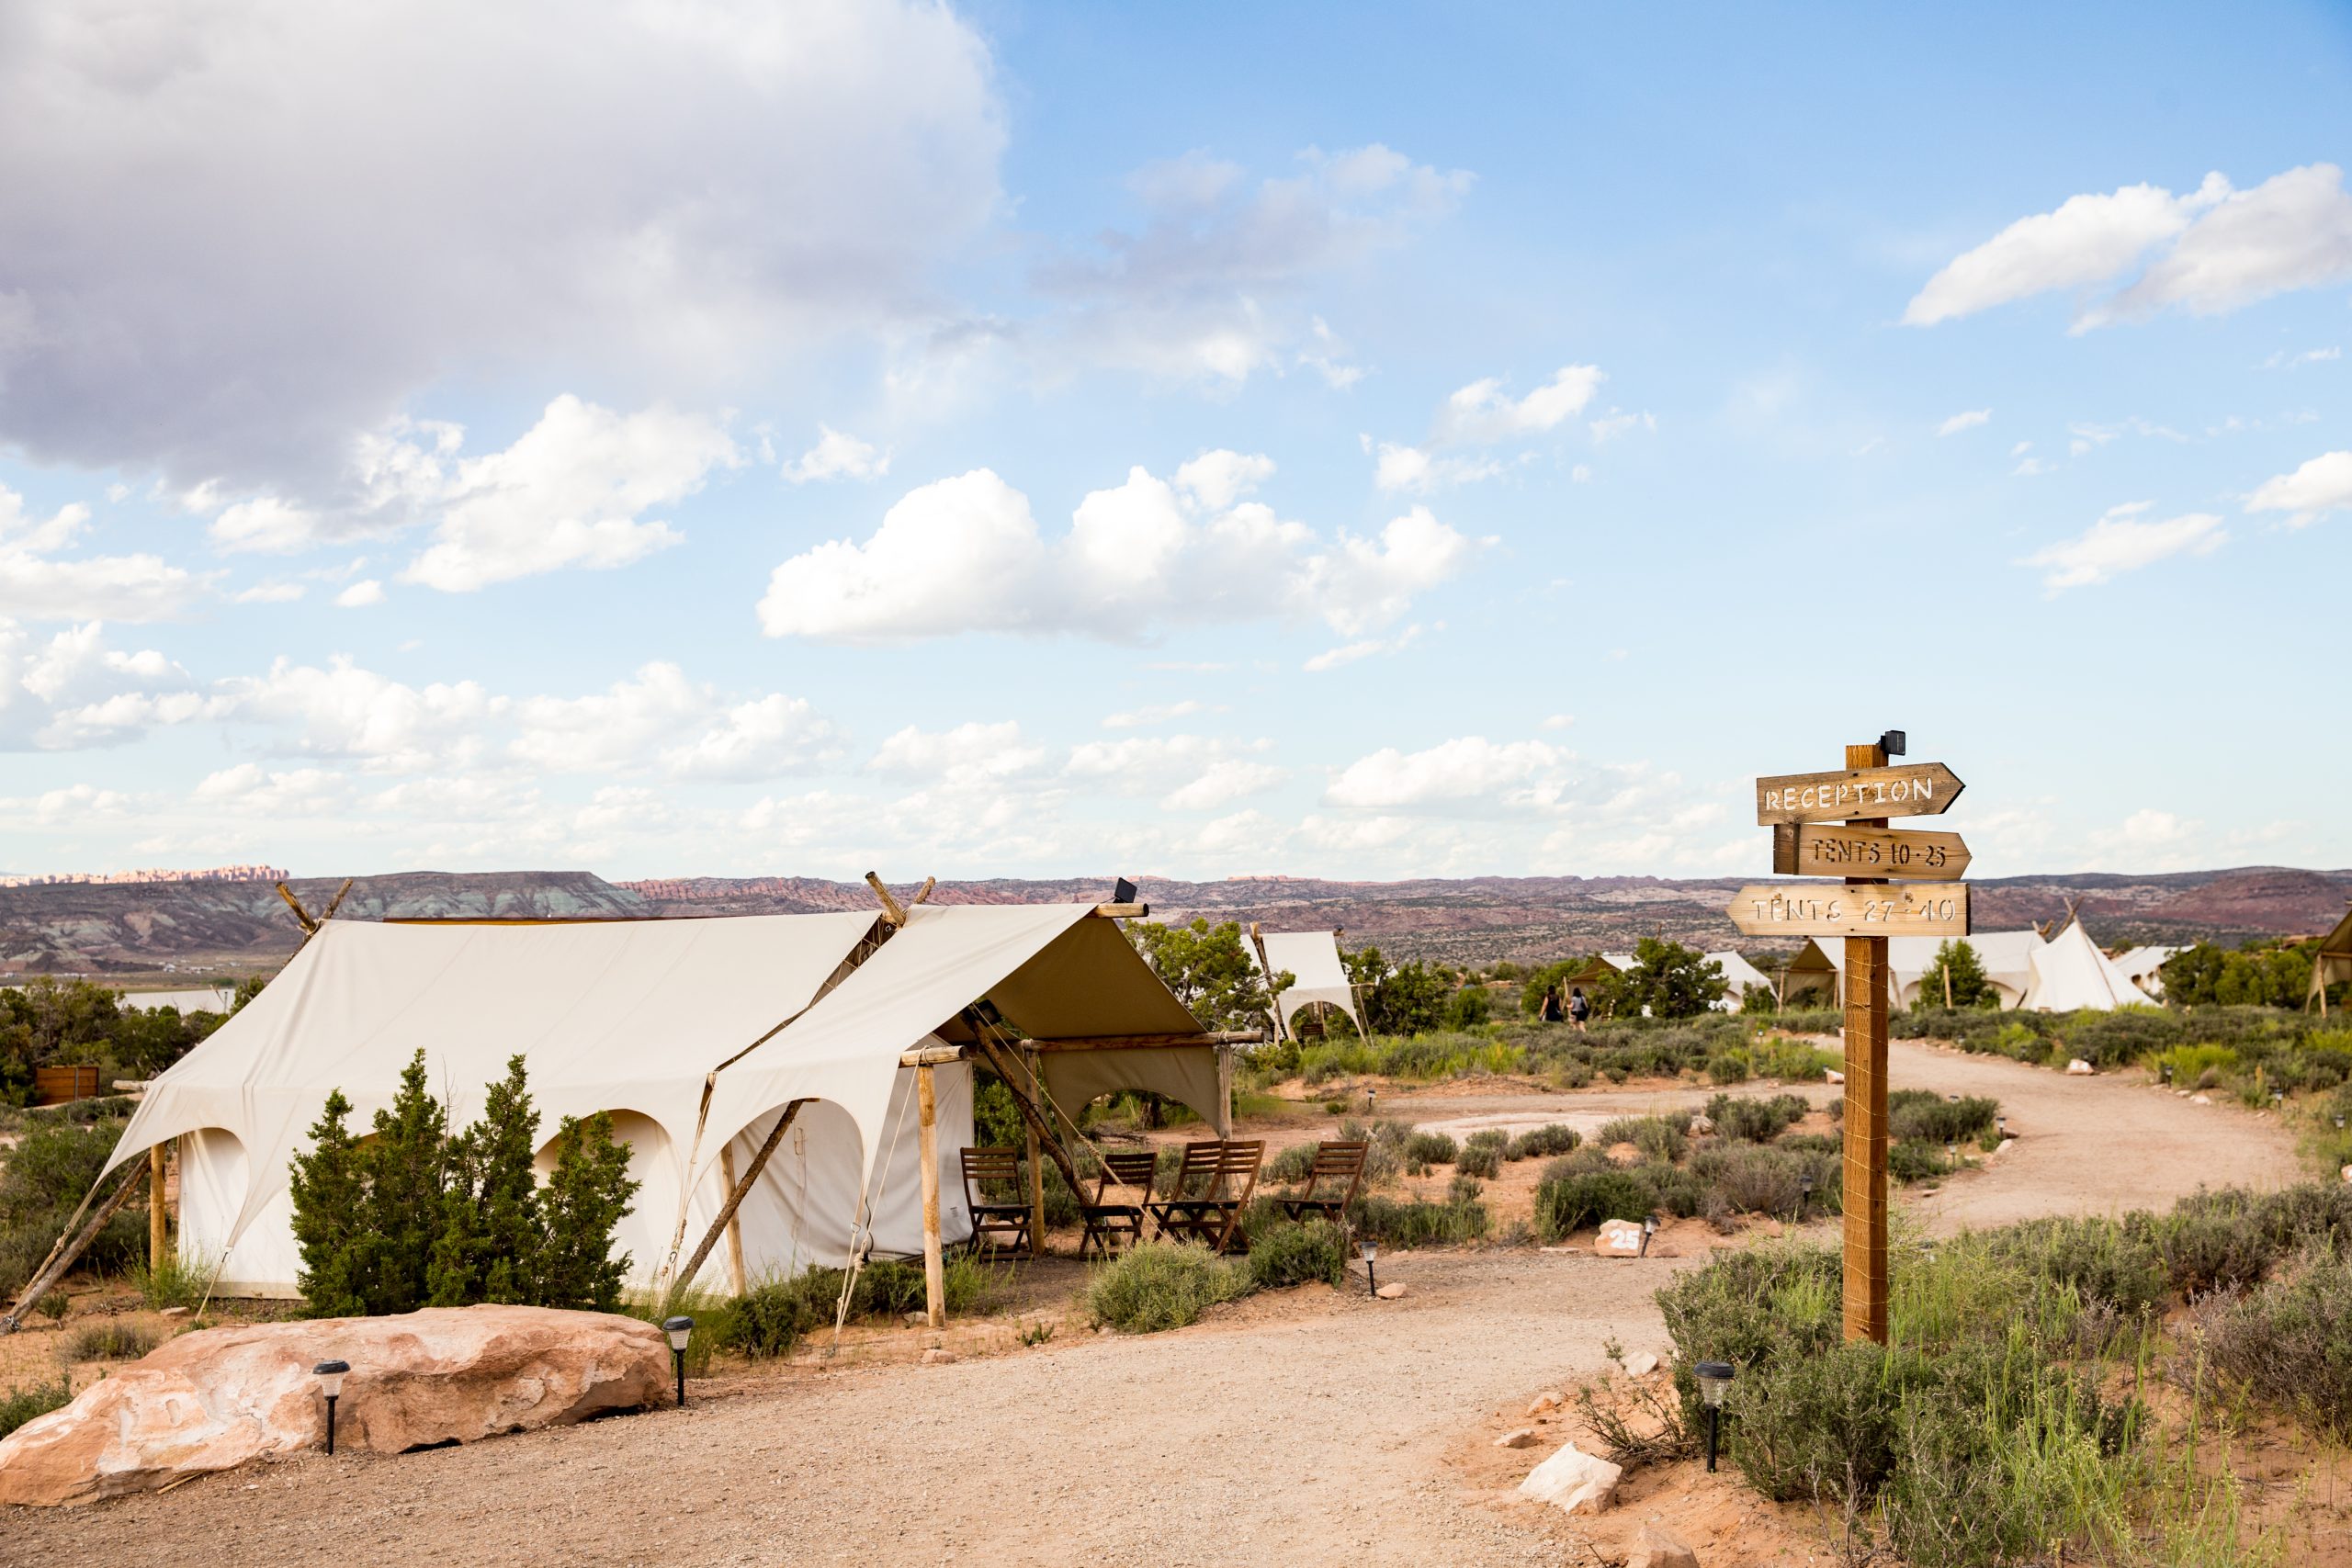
<box><xmin>1725</xmin><ymin>882</ymin><xmax>1969</xmax><ymax>939</ymax></box>
<box><xmin>1754</xmin><ymin>761</ymin><xmax>1964</xmax><ymax>826</ymax></box>
<box><xmin>1771</xmin><ymin>824</ymin><xmax>1971</xmax><ymax>881</ymax></box>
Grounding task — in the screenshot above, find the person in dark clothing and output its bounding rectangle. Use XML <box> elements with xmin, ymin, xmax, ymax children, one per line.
<box><xmin>1539</xmin><ymin>985</ymin><xmax>1564</xmax><ymax>1022</ymax></box>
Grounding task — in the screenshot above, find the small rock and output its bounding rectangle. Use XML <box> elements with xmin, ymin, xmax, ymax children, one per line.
<box><xmin>2190</xmin><ymin>1094</ymin><xmax>2212</xmax><ymax>1105</ymax></box>
<box><xmin>1825</xmin><ymin>1068</ymin><xmax>1844</xmax><ymax>1085</ymax></box>
<box><xmin>157</xmin><ymin>1307</ymin><xmax>188</xmax><ymax>1320</ymax></box>
<box><xmin>2065</xmin><ymin>1058</ymin><xmax>2094</xmax><ymax>1076</ymax></box>
<box><xmin>2341</xmin><ymin>1164</ymin><xmax>2351</xmax><ymax>1186</ymax></box>
<box><xmin>1621</xmin><ymin>1350</ymin><xmax>1658</xmax><ymax>1376</ymax></box>
<box><xmin>1686</xmin><ymin>1113</ymin><xmax>1715</xmax><ymax>1135</ymax></box>
<box><xmin>1594</xmin><ymin>1219</ymin><xmax>1645</xmax><ymax>1258</ymax></box>
<box><xmin>1516</xmin><ymin>1439</ymin><xmax>1622</xmax><ymax>1516</ymax></box>
<box><xmin>1374</xmin><ymin>1281</ymin><xmax>1408</xmax><ymax>1300</ymax></box>
<box><xmin>921</xmin><ymin>1348</ymin><xmax>957</xmax><ymax>1366</ymax></box>
<box><xmin>1494</xmin><ymin>1428</ymin><xmax>1537</xmax><ymax>1449</ymax></box>
<box><xmin>1627</xmin><ymin>1522</ymin><xmax>1701</xmax><ymax>1568</ymax></box>
<box><xmin>901</xmin><ymin>1312</ymin><xmax>927</xmax><ymax>1328</ymax></box>
<box><xmin>1525</xmin><ymin>1392</ymin><xmax>1561</xmax><ymax>1416</ymax></box>
<box><xmin>1996</xmin><ymin>1139</ymin><xmax>2016</xmax><ymax>1154</ymax></box>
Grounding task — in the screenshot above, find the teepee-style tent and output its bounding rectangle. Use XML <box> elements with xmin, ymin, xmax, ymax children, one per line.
<box><xmin>2019</xmin><ymin>920</ymin><xmax>2162</xmax><ymax>1011</ymax></box>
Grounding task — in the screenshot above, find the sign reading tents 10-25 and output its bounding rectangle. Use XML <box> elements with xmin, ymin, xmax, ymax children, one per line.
<box><xmin>1727</xmin><ymin>759</ymin><xmax>1973</xmax><ymax>939</ymax></box>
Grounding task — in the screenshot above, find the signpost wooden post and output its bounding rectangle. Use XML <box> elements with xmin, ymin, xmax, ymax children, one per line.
<box><xmin>1736</xmin><ymin>739</ymin><xmax>1971</xmax><ymax>1347</ymax></box>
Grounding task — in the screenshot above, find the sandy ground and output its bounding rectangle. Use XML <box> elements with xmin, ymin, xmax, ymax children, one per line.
<box><xmin>0</xmin><ymin>1042</ymin><xmax>2311</xmax><ymax>1565</ymax></box>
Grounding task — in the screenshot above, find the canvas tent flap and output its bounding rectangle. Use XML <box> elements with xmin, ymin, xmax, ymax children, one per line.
<box><xmin>695</xmin><ymin>904</ymin><xmax>1210</xmax><ymax>1198</ymax></box>
<box><xmin>104</xmin><ymin>911</ymin><xmax>879</xmax><ymax>1256</ymax></box>
<box><xmin>2020</xmin><ymin>922</ymin><xmax>2160</xmax><ymax>1011</ymax></box>
<box><xmin>1250</xmin><ymin>931</ymin><xmax>1365</xmax><ymax>1037</ymax></box>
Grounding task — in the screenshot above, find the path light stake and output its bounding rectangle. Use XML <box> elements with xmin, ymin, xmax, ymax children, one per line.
<box><xmin>1694</xmin><ymin>1361</ymin><xmax>1734</xmax><ymax>1472</ymax></box>
<box><xmin>1639</xmin><ymin>1213</ymin><xmax>1658</xmax><ymax>1257</ymax></box>
<box><xmin>1361</xmin><ymin>1237</ymin><xmax>1377</xmax><ymax>1297</ymax></box>
<box><xmin>1996</xmin><ymin>1115</ymin><xmax>2007</xmax><ymax>1138</ymax></box>
<box><xmin>313</xmin><ymin>1359</ymin><xmax>349</xmax><ymax>1455</ymax></box>
<box><xmin>662</xmin><ymin>1316</ymin><xmax>694</xmax><ymax>1407</ymax></box>
<box><xmin>1797</xmin><ymin>1174</ymin><xmax>1814</xmax><ymax>1221</ymax></box>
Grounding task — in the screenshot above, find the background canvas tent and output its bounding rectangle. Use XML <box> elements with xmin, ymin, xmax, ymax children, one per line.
<box><xmin>1244</xmin><ymin>929</ymin><xmax>1367</xmax><ymax>1040</ymax></box>
<box><xmin>2309</xmin><ymin>906</ymin><xmax>2352</xmax><ymax>1015</ymax></box>
<box><xmin>98</xmin><ymin>901</ymin><xmax>1230</xmax><ymax>1300</ymax></box>
<box><xmin>2019</xmin><ymin>920</ymin><xmax>2161</xmax><ymax>1011</ymax></box>
<box><xmin>2111</xmin><ymin>946</ymin><xmax>2183</xmax><ymax>1000</ymax></box>
<box><xmin>1703</xmin><ymin>951</ymin><xmax>1772</xmax><ymax>1011</ymax></box>
<box><xmin>1805</xmin><ymin>931</ymin><xmax>2047</xmax><ymax>1010</ymax></box>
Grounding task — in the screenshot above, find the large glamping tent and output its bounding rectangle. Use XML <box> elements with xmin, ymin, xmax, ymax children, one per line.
<box><xmin>101</xmin><ymin>902</ymin><xmax>1229</xmax><ymax>1299</ymax></box>
<box><xmin>2019</xmin><ymin>920</ymin><xmax>2162</xmax><ymax>1011</ymax></box>
<box><xmin>1245</xmin><ymin>929</ymin><xmax>1367</xmax><ymax>1040</ymax></box>
<box><xmin>1794</xmin><ymin>931</ymin><xmax>2048</xmax><ymax>1010</ymax></box>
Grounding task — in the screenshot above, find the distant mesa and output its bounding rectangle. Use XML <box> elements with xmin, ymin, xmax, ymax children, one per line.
<box><xmin>0</xmin><ymin>865</ymin><xmax>289</xmax><ymax>889</ymax></box>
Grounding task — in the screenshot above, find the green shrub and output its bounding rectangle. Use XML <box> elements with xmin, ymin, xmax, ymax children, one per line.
<box><xmin>1349</xmin><ymin>1192</ymin><xmax>1489</xmax><ymax>1247</ymax></box>
<box><xmin>717</xmin><ymin>1275</ymin><xmax>826</xmax><ymax>1360</ymax></box>
<box><xmin>1751</xmin><ymin>1036</ymin><xmax>1838</xmax><ymax>1079</ymax></box>
<box><xmin>1888</xmin><ymin>1089</ymin><xmax>1998</xmax><ymax>1145</ymax></box>
<box><xmin>135</xmin><ymin>1249</ymin><xmax>217</xmax><ymax>1312</ymax></box>
<box><xmin>1504</xmin><ymin>1123</ymin><xmax>1580</xmax><ymax>1160</ymax></box>
<box><xmin>1987</xmin><ymin>1216</ymin><xmax>2166</xmax><ymax>1318</ymax></box>
<box><xmin>63</xmin><ymin>1320</ymin><xmax>158</xmax><ymax>1361</ymax></box>
<box><xmin>1087</xmin><ymin>1242</ymin><xmax>1246</xmax><ymax>1333</ymax></box>
<box><xmin>1456</xmin><ymin>1142</ymin><xmax>1500</xmax><ymax>1179</ymax></box>
<box><xmin>0</xmin><ymin>1118</ymin><xmax>147</xmax><ymax>1297</ymax></box>
<box><xmin>2191</xmin><ymin>1243</ymin><xmax>2352</xmax><ymax>1439</ymax></box>
<box><xmin>1265</xmin><ymin>1142</ymin><xmax>1318</xmax><ymax>1183</ymax></box>
<box><xmin>1732</xmin><ymin>1338</ymin><xmax>1919</xmax><ymax>1504</ymax></box>
<box><xmin>1888</xmin><ymin>1139</ymin><xmax>1952</xmax><ymax>1184</ymax></box>
<box><xmin>1707</xmin><ymin>1051</ymin><xmax>1751</xmax><ymax>1086</ymax></box>
<box><xmin>0</xmin><ymin>1376</ymin><xmax>72</xmax><ymax>1439</ymax></box>
<box><xmin>1595</xmin><ymin>1115</ymin><xmax>1688</xmax><ymax>1163</ymax></box>
<box><xmin>2151</xmin><ymin>1043</ymin><xmax>2239</xmax><ymax>1087</ymax></box>
<box><xmin>1402</xmin><ymin>1130</ymin><xmax>1458</xmax><ymax>1167</ymax></box>
<box><xmin>1657</xmin><ymin>1237</ymin><xmax>1842</xmax><ymax>1405</ymax></box>
<box><xmin>1690</xmin><ymin>1144</ymin><xmax>1815</xmax><ymax>1217</ymax></box>
<box><xmin>1245</xmin><ymin>1219</ymin><xmax>1348</xmax><ymax>1291</ymax></box>
<box><xmin>1705</xmin><ymin>1092</ymin><xmax>1809</xmax><ymax>1144</ymax></box>
<box><xmin>1533</xmin><ymin>1169</ymin><xmax>1651</xmax><ymax>1241</ymax></box>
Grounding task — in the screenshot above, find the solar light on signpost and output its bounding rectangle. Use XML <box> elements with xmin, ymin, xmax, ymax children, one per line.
<box><xmin>313</xmin><ymin>1359</ymin><xmax>350</xmax><ymax>1455</ymax></box>
<box><xmin>1639</xmin><ymin>1213</ymin><xmax>1658</xmax><ymax>1257</ymax></box>
<box><xmin>662</xmin><ymin>1315</ymin><xmax>694</xmax><ymax>1407</ymax></box>
<box><xmin>1694</xmin><ymin>1361</ymin><xmax>1735</xmax><ymax>1472</ymax></box>
<box><xmin>1360</xmin><ymin>1237</ymin><xmax>1378</xmax><ymax>1297</ymax></box>
<box><xmin>1945</xmin><ymin>1140</ymin><xmax>1957</xmax><ymax>1167</ymax></box>
<box><xmin>1797</xmin><ymin>1173</ymin><xmax>1814</xmax><ymax>1221</ymax></box>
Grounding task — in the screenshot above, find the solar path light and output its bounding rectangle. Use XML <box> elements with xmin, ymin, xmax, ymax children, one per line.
<box><xmin>1693</xmin><ymin>1361</ymin><xmax>1735</xmax><ymax>1472</ymax></box>
<box><xmin>1639</xmin><ymin>1213</ymin><xmax>1658</xmax><ymax>1257</ymax></box>
<box><xmin>1360</xmin><ymin>1237</ymin><xmax>1378</xmax><ymax>1297</ymax></box>
<box><xmin>1797</xmin><ymin>1173</ymin><xmax>1814</xmax><ymax>1220</ymax></box>
<box><xmin>662</xmin><ymin>1316</ymin><xmax>694</xmax><ymax>1407</ymax></box>
<box><xmin>313</xmin><ymin>1359</ymin><xmax>350</xmax><ymax>1455</ymax></box>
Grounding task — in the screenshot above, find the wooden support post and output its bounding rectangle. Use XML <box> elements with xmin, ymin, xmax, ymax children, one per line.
<box><xmin>1942</xmin><ymin>962</ymin><xmax>1954</xmax><ymax>1010</ymax></box>
<box><xmin>917</xmin><ymin>1064</ymin><xmax>944</xmax><ymax>1330</ymax></box>
<box><xmin>716</xmin><ymin>1144</ymin><xmax>749</xmax><ymax>1297</ymax></box>
<box><xmin>3</xmin><ymin>1166</ymin><xmax>146</xmax><ymax>1331</ymax></box>
<box><xmin>149</xmin><ymin>1143</ymin><xmax>168</xmax><ymax>1269</ymax></box>
<box><xmin>1023</xmin><ymin>1048</ymin><xmax>1045</xmax><ymax>1258</ymax></box>
<box><xmin>673</xmin><ymin>1101</ymin><xmax>807</xmax><ymax>1295</ymax></box>
<box><xmin>1841</xmin><ymin>739</ymin><xmax>1892</xmax><ymax>1346</ymax></box>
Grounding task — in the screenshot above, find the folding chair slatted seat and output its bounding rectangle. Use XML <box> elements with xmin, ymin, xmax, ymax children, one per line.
<box><xmin>959</xmin><ymin>1146</ymin><xmax>1032</xmax><ymax>1255</ymax></box>
<box><xmin>1146</xmin><ymin>1140</ymin><xmax>1224</xmax><ymax>1242</ymax></box>
<box><xmin>1277</xmin><ymin>1139</ymin><xmax>1367</xmax><ymax>1226</ymax></box>
<box><xmin>1079</xmin><ymin>1150</ymin><xmax>1160</xmax><ymax>1258</ymax></box>
<box><xmin>1149</xmin><ymin>1140</ymin><xmax>1263</xmax><ymax>1255</ymax></box>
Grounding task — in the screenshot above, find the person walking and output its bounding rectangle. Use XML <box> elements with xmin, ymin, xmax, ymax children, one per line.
<box><xmin>1539</xmin><ymin>985</ymin><xmax>1564</xmax><ymax>1023</ymax></box>
<box><xmin>1567</xmin><ymin>986</ymin><xmax>1590</xmax><ymax>1032</ymax></box>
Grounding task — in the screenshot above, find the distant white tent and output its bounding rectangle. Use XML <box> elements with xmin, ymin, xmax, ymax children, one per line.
<box><xmin>2019</xmin><ymin>921</ymin><xmax>2162</xmax><ymax>1012</ymax></box>
<box><xmin>1244</xmin><ymin>930</ymin><xmax>1367</xmax><ymax>1040</ymax></box>
<box><xmin>119</xmin><ymin>986</ymin><xmax>236</xmax><ymax>1014</ymax></box>
<box><xmin>2111</xmin><ymin>946</ymin><xmax>2182</xmax><ymax>999</ymax></box>
<box><xmin>1810</xmin><ymin>931</ymin><xmax>2048</xmax><ymax>1010</ymax></box>
<box><xmin>104</xmin><ymin>904</ymin><xmax>1225</xmax><ymax>1298</ymax></box>
<box><xmin>1703</xmin><ymin>951</ymin><xmax>1772</xmax><ymax>1011</ymax></box>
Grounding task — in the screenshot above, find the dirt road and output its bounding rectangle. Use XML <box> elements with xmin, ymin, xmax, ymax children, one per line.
<box><xmin>0</xmin><ymin>1045</ymin><xmax>2306</xmax><ymax>1565</ymax></box>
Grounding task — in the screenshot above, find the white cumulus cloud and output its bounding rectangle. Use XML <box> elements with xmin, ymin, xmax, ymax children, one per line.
<box><xmin>782</xmin><ymin>425</ymin><xmax>889</xmax><ymax>485</ymax></box>
<box><xmin>2017</xmin><ymin>502</ymin><xmax>2227</xmax><ymax>591</ymax></box>
<box><xmin>1326</xmin><ymin>736</ymin><xmax>1566</xmax><ymax>808</ymax></box>
<box><xmin>1938</xmin><ymin>408</ymin><xmax>1993</xmax><ymax>435</ymax></box>
<box><xmin>2245</xmin><ymin>450</ymin><xmax>2352</xmax><ymax>526</ymax></box>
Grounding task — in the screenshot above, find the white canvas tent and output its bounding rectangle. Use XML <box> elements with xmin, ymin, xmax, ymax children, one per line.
<box><xmin>1245</xmin><ymin>930</ymin><xmax>1367</xmax><ymax>1040</ymax></box>
<box><xmin>2019</xmin><ymin>921</ymin><xmax>2161</xmax><ymax>1011</ymax></box>
<box><xmin>1703</xmin><ymin>952</ymin><xmax>1771</xmax><ymax>1010</ymax></box>
<box><xmin>2111</xmin><ymin>946</ymin><xmax>2182</xmax><ymax>999</ymax></box>
<box><xmin>2312</xmin><ymin>906</ymin><xmax>2352</xmax><ymax>1015</ymax></box>
<box><xmin>119</xmin><ymin>986</ymin><xmax>237</xmax><ymax>1014</ymax></box>
<box><xmin>102</xmin><ymin>903</ymin><xmax>1227</xmax><ymax>1299</ymax></box>
<box><xmin>1809</xmin><ymin>931</ymin><xmax>2048</xmax><ymax>1010</ymax></box>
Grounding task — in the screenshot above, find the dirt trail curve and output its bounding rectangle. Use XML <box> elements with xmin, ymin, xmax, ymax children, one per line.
<box><xmin>0</xmin><ymin>1044</ymin><xmax>2305</xmax><ymax>1567</ymax></box>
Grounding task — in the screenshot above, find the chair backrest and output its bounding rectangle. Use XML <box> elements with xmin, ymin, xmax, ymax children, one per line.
<box><xmin>1168</xmin><ymin>1140</ymin><xmax>1222</xmax><ymax>1198</ymax></box>
<box><xmin>1094</xmin><ymin>1150</ymin><xmax>1159</xmax><ymax>1204</ymax></box>
<box><xmin>1300</xmin><ymin>1140</ymin><xmax>1368</xmax><ymax>1204</ymax></box>
<box><xmin>961</xmin><ymin>1146</ymin><xmax>1023</xmax><ymax>1202</ymax></box>
<box><xmin>1211</xmin><ymin>1139</ymin><xmax>1264</xmax><ymax>1201</ymax></box>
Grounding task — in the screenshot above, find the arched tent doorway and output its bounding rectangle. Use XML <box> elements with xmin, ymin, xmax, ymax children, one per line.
<box><xmin>685</xmin><ymin>1065</ymin><xmax>977</xmax><ymax>1291</ymax></box>
<box><xmin>174</xmin><ymin>1128</ymin><xmax>300</xmax><ymax>1299</ymax></box>
<box><xmin>534</xmin><ymin>1109</ymin><xmax>682</xmax><ymax>1292</ymax></box>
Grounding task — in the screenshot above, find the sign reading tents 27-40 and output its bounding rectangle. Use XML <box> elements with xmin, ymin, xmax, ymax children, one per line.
<box><xmin>1724</xmin><ymin>882</ymin><xmax>1969</xmax><ymax>939</ymax></box>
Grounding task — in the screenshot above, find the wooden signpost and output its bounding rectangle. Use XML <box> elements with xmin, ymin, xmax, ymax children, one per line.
<box><xmin>1736</xmin><ymin>739</ymin><xmax>1971</xmax><ymax>1346</ymax></box>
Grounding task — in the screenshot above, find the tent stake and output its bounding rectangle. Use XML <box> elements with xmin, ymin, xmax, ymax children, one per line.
<box><xmin>917</xmin><ymin>1065</ymin><xmax>944</xmax><ymax>1330</ymax></box>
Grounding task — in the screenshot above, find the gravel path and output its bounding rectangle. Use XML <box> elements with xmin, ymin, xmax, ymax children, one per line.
<box><xmin>0</xmin><ymin>1041</ymin><xmax>2308</xmax><ymax>1564</ymax></box>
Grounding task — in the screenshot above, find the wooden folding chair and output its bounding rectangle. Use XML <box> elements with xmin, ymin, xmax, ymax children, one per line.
<box><xmin>1079</xmin><ymin>1150</ymin><xmax>1160</xmax><ymax>1258</ymax></box>
<box><xmin>1277</xmin><ymin>1140</ymin><xmax>1368</xmax><ymax>1227</ymax></box>
<box><xmin>1193</xmin><ymin>1141</ymin><xmax>1263</xmax><ymax>1255</ymax></box>
<box><xmin>959</xmin><ymin>1146</ymin><xmax>1032</xmax><ymax>1255</ymax></box>
<box><xmin>1146</xmin><ymin>1140</ymin><xmax>1224</xmax><ymax>1242</ymax></box>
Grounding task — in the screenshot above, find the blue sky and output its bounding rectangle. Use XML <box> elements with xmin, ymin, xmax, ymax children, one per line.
<box><xmin>0</xmin><ymin>1</ymin><xmax>2346</xmax><ymax>883</ymax></box>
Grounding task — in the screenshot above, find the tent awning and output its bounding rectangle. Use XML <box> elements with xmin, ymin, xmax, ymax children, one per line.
<box><xmin>1247</xmin><ymin>930</ymin><xmax>1366</xmax><ymax>1037</ymax></box>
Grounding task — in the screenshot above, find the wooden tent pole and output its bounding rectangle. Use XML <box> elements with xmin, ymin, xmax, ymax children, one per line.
<box><xmin>1841</xmin><ymin>739</ymin><xmax>1892</xmax><ymax>1346</ymax></box>
<box><xmin>1024</xmin><ymin>1048</ymin><xmax>1045</xmax><ymax>1258</ymax></box>
<box><xmin>2</xmin><ymin>1165</ymin><xmax>145</xmax><ymax>1331</ymax></box>
<box><xmin>673</xmin><ymin>1101</ymin><xmax>806</xmax><ymax>1296</ymax></box>
<box><xmin>716</xmin><ymin>1144</ymin><xmax>749</xmax><ymax>1296</ymax></box>
<box><xmin>149</xmin><ymin>1144</ymin><xmax>168</xmax><ymax>1269</ymax></box>
<box><xmin>917</xmin><ymin>1065</ymin><xmax>944</xmax><ymax>1330</ymax></box>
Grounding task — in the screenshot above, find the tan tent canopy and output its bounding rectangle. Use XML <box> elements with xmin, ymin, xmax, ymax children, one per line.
<box><xmin>1244</xmin><ymin>930</ymin><xmax>1368</xmax><ymax>1040</ymax></box>
<box><xmin>2309</xmin><ymin>905</ymin><xmax>2352</xmax><ymax>1015</ymax></box>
